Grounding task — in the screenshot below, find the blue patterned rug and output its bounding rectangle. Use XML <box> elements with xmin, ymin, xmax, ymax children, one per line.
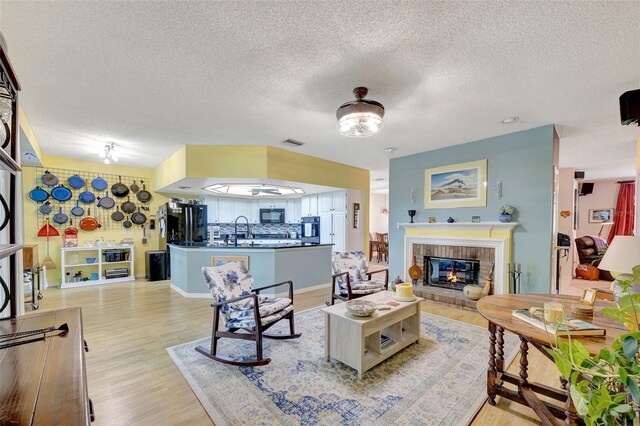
<box><xmin>167</xmin><ymin>307</ymin><xmax>519</xmax><ymax>425</ymax></box>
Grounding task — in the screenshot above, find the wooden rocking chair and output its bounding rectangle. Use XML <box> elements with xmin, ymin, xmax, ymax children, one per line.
<box><xmin>195</xmin><ymin>262</ymin><xmax>301</xmax><ymax>366</ymax></box>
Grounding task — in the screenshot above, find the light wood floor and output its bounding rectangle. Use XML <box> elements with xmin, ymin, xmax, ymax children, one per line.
<box><xmin>29</xmin><ymin>279</ymin><xmax>552</xmax><ymax>425</ymax></box>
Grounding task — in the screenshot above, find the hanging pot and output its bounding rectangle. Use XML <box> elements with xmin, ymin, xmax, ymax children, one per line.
<box><xmin>53</xmin><ymin>207</ymin><xmax>69</xmax><ymax>225</ymax></box>
<box><xmin>129</xmin><ymin>180</ymin><xmax>139</xmax><ymax>193</ymax></box>
<box><xmin>123</xmin><ymin>215</ymin><xmax>132</xmax><ymax>229</ymax></box>
<box><xmin>38</xmin><ymin>201</ymin><xmax>52</xmax><ymax>215</ymax></box>
<box><xmin>111</xmin><ymin>206</ymin><xmax>124</xmax><ymax>222</ymax></box>
<box><xmin>29</xmin><ymin>186</ymin><xmax>49</xmax><ymax>203</ymax></box>
<box><xmin>78</xmin><ymin>183</ymin><xmax>96</xmax><ymax>204</ymax></box>
<box><xmin>136</xmin><ymin>181</ymin><xmax>152</xmax><ymax>203</ymax></box>
<box><xmin>65</xmin><ymin>219</ymin><xmax>78</xmax><ymax>236</ymax></box>
<box><xmin>79</xmin><ymin>208</ymin><xmax>98</xmax><ymax>232</ymax></box>
<box><xmin>51</xmin><ymin>185</ymin><xmax>73</xmax><ymax>203</ymax></box>
<box><xmin>111</xmin><ymin>175</ymin><xmax>129</xmax><ymax>198</ymax></box>
<box><xmin>91</xmin><ymin>176</ymin><xmax>108</xmax><ymax>191</ymax></box>
<box><xmin>70</xmin><ymin>201</ymin><xmax>85</xmax><ymax>217</ymax></box>
<box><xmin>131</xmin><ymin>208</ymin><xmax>147</xmax><ymax>225</ymax></box>
<box><xmin>67</xmin><ymin>174</ymin><xmax>85</xmax><ymax>190</ymax></box>
<box><xmin>1</xmin><ymin>122</ymin><xmax>10</xmax><ymax>149</ymax></box>
<box><xmin>97</xmin><ymin>191</ymin><xmax>115</xmax><ymax>209</ymax></box>
<box><xmin>41</xmin><ymin>170</ymin><xmax>59</xmax><ymax>187</ymax></box>
<box><xmin>121</xmin><ymin>196</ymin><xmax>136</xmax><ymax>214</ymax></box>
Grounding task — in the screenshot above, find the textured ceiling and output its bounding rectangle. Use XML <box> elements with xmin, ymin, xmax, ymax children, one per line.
<box><xmin>1</xmin><ymin>1</ymin><xmax>639</xmax><ymax>191</ymax></box>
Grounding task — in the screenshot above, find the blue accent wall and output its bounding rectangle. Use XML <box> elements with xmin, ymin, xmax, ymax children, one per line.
<box><xmin>388</xmin><ymin>125</ymin><xmax>556</xmax><ymax>293</ymax></box>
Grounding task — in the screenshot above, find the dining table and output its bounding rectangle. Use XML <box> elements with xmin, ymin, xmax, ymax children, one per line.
<box><xmin>477</xmin><ymin>294</ymin><xmax>625</xmax><ymax>426</ymax></box>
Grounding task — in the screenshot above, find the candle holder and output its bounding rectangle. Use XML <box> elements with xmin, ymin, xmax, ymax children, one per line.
<box><xmin>508</xmin><ymin>262</ymin><xmax>522</xmax><ymax>294</ymax></box>
<box><xmin>408</xmin><ymin>210</ymin><xmax>416</xmax><ymax>223</ymax></box>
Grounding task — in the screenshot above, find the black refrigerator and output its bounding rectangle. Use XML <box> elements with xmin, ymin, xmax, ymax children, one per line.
<box><xmin>159</xmin><ymin>203</ymin><xmax>208</xmax><ymax>277</ymax></box>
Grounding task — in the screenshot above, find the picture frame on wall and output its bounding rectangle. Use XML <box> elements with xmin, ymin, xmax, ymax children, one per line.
<box><xmin>211</xmin><ymin>255</ymin><xmax>250</xmax><ymax>269</ymax></box>
<box><xmin>588</xmin><ymin>208</ymin><xmax>614</xmax><ymax>223</ymax></box>
<box><xmin>424</xmin><ymin>159</ymin><xmax>487</xmax><ymax>209</ymax></box>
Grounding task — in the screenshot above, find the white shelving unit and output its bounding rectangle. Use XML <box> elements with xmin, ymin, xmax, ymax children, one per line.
<box><xmin>60</xmin><ymin>245</ymin><xmax>135</xmax><ymax>288</ymax></box>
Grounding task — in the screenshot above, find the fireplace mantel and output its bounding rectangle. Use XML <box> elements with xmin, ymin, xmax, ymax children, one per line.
<box><xmin>397</xmin><ymin>221</ymin><xmax>519</xmax><ymax>231</ymax></box>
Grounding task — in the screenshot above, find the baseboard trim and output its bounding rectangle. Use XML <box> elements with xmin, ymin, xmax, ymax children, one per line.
<box><xmin>276</xmin><ymin>282</ymin><xmax>331</xmax><ymax>298</ymax></box>
<box><xmin>169</xmin><ymin>283</ymin><xmax>211</xmax><ymax>299</ymax></box>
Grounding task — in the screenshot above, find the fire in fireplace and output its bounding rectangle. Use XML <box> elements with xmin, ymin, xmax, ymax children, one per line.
<box><xmin>424</xmin><ymin>256</ymin><xmax>480</xmax><ymax>291</ymax></box>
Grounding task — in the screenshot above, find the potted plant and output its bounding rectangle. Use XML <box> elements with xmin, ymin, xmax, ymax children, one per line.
<box><xmin>546</xmin><ymin>265</ymin><xmax>640</xmax><ymax>425</ymax></box>
<box><xmin>499</xmin><ymin>205</ymin><xmax>515</xmax><ymax>222</ymax></box>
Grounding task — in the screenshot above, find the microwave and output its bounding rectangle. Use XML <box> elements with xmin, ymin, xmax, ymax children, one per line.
<box><xmin>260</xmin><ymin>208</ymin><xmax>285</xmax><ymax>224</ymax></box>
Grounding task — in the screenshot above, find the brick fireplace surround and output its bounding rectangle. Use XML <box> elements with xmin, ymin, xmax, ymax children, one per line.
<box><xmin>399</xmin><ymin>222</ymin><xmax>519</xmax><ymax>309</ymax></box>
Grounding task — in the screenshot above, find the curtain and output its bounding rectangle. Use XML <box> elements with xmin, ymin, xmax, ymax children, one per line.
<box><xmin>607</xmin><ymin>182</ymin><xmax>636</xmax><ymax>244</ymax></box>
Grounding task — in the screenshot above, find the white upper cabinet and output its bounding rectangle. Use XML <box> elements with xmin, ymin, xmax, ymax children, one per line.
<box><xmin>286</xmin><ymin>199</ymin><xmax>302</xmax><ymax>223</ymax></box>
<box><xmin>318</xmin><ymin>191</ymin><xmax>347</xmax><ymax>213</ymax></box>
<box><xmin>204</xmin><ymin>197</ymin><xmax>219</xmax><ymax>223</ymax></box>
<box><xmin>217</xmin><ymin>197</ymin><xmax>237</xmax><ymax>223</ymax></box>
<box><xmin>301</xmin><ymin>195</ymin><xmax>318</xmax><ymax>217</ymax></box>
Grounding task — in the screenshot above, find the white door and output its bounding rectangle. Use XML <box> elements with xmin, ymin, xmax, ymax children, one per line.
<box><xmin>332</xmin><ymin>212</ymin><xmax>347</xmax><ymax>253</ymax></box>
<box><xmin>320</xmin><ymin>212</ymin><xmax>333</xmax><ymax>245</ymax></box>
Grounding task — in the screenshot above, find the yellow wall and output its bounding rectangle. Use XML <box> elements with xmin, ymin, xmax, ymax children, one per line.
<box><xmin>24</xmin><ymin>155</ymin><xmax>167</xmax><ymax>284</ymax></box>
<box><xmin>152</xmin><ymin>146</ymin><xmax>187</xmax><ymax>191</ymax></box>
<box><xmin>184</xmin><ymin>145</ymin><xmax>269</xmax><ymax>178</ymax></box>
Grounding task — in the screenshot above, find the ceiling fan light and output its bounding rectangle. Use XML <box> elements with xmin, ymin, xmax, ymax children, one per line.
<box><xmin>104</xmin><ymin>158</ymin><xmax>110</xmax><ymax>165</ymax></box>
<box><xmin>336</xmin><ymin>87</ymin><xmax>384</xmax><ymax>138</ymax></box>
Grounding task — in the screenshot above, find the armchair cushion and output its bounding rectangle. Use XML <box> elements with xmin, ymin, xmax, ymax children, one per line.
<box><xmin>226</xmin><ymin>303</ymin><xmax>294</xmax><ymax>329</ymax></box>
<box><xmin>332</xmin><ymin>251</ymin><xmax>370</xmax><ymax>290</ymax></box>
<box><xmin>202</xmin><ymin>263</ymin><xmax>254</xmax><ymax>314</ymax></box>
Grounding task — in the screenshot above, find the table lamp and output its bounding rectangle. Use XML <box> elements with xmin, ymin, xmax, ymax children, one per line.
<box><xmin>598</xmin><ymin>220</ymin><xmax>613</xmax><ymax>238</ymax></box>
<box><xmin>598</xmin><ymin>236</ymin><xmax>640</xmax><ymax>301</ymax></box>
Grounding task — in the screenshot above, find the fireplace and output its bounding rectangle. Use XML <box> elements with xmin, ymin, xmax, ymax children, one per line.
<box><xmin>424</xmin><ymin>256</ymin><xmax>480</xmax><ymax>291</ymax></box>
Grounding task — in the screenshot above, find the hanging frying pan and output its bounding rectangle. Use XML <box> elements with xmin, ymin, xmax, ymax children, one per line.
<box><xmin>97</xmin><ymin>191</ymin><xmax>115</xmax><ymax>209</ymax></box>
<box><xmin>70</xmin><ymin>201</ymin><xmax>85</xmax><ymax>217</ymax></box>
<box><xmin>67</xmin><ymin>174</ymin><xmax>85</xmax><ymax>190</ymax></box>
<box><xmin>29</xmin><ymin>186</ymin><xmax>49</xmax><ymax>203</ymax></box>
<box><xmin>78</xmin><ymin>183</ymin><xmax>96</xmax><ymax>204</ymax></box>
<box><xmin>41</xmin><ymin>170</ymin><xmax>59</xmax><ymax>187</ymax></box>
<box><xmin>121</xmin><ymin>196</ymin><xmax>136</xmax><ymax>214</ymax></box>
<box><xmin>129</xmin><ymin>180</ymin><xmax>139</xmax><ymax>193</ymax></box>
<box><xmin>79</xmin><ymin>208</ymin><xmax>98</xmax><ymax>232</ymax></box>
<box><xmin>52</xmin><ymin>207</ymin><xmax>69</xmax><ymax>225</ymax></box>
<box><xmin>65</xmin><ymin>218</ymin><xmax>78</xmax><ymax>236</ymax></box>
<box><xmin>38</xmin><ymin>201</ymin><xmax>52</xmax><ymax>215</ymax></box>
<box><xmin>0</xmin><ymin>193</ymin><xmax>9</xmax><ymax>232</ymax></box>
<box><xmin>91</xmin><ymin>176</ymin><xmax>108</xmax><ymax>191</ymax></box>
<box><xmin>131</xmin><ymin>208</ymin><xmax>147</xmax><ymax>225</ymax></box>
<box><xmin>111</xmin><ymin>206</ymin><xmax>124</xmax><ymax>222</ymax></box>
<box><xmin>136</xmin><ymin>181</ymin><xmax>152</xmax><ymax>203</ymax></box>
<box><xmin>123</xmin><ymin>215</ymin><xmax>132</xmax><ymax>229</ymax></box>
<box><xmin>1</xmin><ymin>122</ymin><xmax>10</xmax><ymax>149</ymax></box>
<box><xmin>111</xmin><ymin>176</ymin><xmax>129</xmax><ymax>198</ymax></box>
<box><xmin>50</xmin><ymin>184</ymin><xmax>73</xmax><ymax>203</ymax></box>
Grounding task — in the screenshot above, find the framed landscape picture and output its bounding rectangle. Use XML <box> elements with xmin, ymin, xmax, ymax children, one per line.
<box><xmin>211</xmin><ymin>255</ymin><xmax>249</xmax><ymax>269</ymax></box>
<box><xmin>588</xmin><ymin>208</ymin><xmax>614</xmax><ymax>223</ymax></box>
<box><xmin>424</xmin><ymin>159</ymin><xmax>487</xmax><ymax>209</ymax></box>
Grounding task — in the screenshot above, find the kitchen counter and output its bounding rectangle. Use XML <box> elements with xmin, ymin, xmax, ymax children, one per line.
<box><xmin>169</xmin><ymin>243</ymin><xmax>332</xmax><ymax>297</ymax></box>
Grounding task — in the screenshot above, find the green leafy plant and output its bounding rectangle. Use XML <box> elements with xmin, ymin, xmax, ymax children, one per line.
<box><xmin>546</xmin><ymin>265</ymin><xmax>640</xmax><ymax>425</ymax></box>
<box><xmin>499</xmin><ymin>205</ymin><xmax>515</xmax><ymax>215</ymax></box>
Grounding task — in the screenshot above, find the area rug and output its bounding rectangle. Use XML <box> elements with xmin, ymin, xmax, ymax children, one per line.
<box><xmin>167</xmin><ymin>307</ymin><xmax>519</xmax><ymax>426</ymax></box>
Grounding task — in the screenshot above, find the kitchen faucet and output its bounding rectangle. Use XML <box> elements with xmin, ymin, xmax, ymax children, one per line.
<box><xmin>234</xmin><ymin>215</ymin><xmax>250</xmax><ymax>247</ymax></box>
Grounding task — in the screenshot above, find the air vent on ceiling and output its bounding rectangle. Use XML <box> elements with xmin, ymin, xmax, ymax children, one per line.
<box><xmin>281</xmin><ymin>139</ymin><xmax>304</xmax><ymax>148</ymax></box>
<box><xmin>375</xmin><ymin>178</ymin><xmax>385</xmax><ymax>182</ymax></box>
<box><xmin>178</xmin><ymin>186</ymin><xmax>191</xmax><ymax>189</ymax></box>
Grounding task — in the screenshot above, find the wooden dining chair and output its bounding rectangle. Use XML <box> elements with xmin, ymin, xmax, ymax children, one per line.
<box><xmin>375</xmin><ymin>233</ymin><xmax>388</xmax><ymax>263</ymax></box>
<box><xmin>368</xmin><ymin>232</ymin><xmax>379</xmax><ymax>261</ymax></box>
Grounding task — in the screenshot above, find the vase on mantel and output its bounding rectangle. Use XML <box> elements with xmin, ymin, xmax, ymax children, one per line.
<box><xmin>408</xmin><ymin>255</ymin><xmax>422</xmax><ymax>286</ymax></box>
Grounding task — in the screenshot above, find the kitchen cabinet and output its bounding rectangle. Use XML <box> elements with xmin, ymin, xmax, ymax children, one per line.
<box><xmin>217</xmin><ymin>198</ymin><xmax>236</xmax><ymax>223</ymax></box>
<box><xmin>286</xmin><ymin>199</ymin><xmax>302</xmax><ymax>223</ymax></box>
<box><xmin>318</xmin><ymin>191</ymin><xmax>347</xmax><ymax>213</ymax></box>
<box><xmin>205</xmin><ymin>197</ymin><xmax>219</xmax><ymax>222</ymax></box>
<box><xmin>258</xmin><ymin>199</ymin><xmax>286</xmax><ymax>210</ymax></box>
<box><xmin>320</xmin><ymin>211</ymin><xmax>347</xmax><ymax>253</ymax></box>
<box><xmin>301</xmin><ymin>195</ymin><xmax>318</xmax><ymax>217</ymax></box>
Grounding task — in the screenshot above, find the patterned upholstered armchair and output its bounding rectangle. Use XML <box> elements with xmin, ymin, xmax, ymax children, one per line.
<box><xmin>195</xmin><ymin>262</ymin><xmax>301</xmax><ymax>366</ymax></box>
<box><xmin>329</xmin><ymin>251</ymin><xmax>389</xmax><ymax>305</ymax></box>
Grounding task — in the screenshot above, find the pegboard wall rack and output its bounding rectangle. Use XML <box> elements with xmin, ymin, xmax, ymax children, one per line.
<box><xmin>32</xmin><ymin>166</ymin><xmax>153</xmax><ymax>231</ymax></box>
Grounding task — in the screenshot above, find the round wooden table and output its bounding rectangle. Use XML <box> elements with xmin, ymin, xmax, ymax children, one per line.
<box><xmin>477</xmin><ymin>294</ymin><xmax>624</xmax><ymax>426</ymax></box>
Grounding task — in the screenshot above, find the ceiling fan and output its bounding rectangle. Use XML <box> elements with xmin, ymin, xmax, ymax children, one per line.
<box><xmin>251</xmin><ymin>186</ymin><xmax>281</xmax><ymax>196</ymax></box>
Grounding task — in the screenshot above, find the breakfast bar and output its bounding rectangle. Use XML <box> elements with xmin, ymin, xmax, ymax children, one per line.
<box><xmin>169</xmin><ymin>243</ymin><xmax>333</xmax><ymax>297</ymax></box>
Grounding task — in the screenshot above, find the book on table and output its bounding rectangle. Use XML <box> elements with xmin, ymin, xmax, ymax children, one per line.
<box><xmin>512</xmin><ymin>309</ymin><xmax>606</xmax><ymax>337</ymax></box>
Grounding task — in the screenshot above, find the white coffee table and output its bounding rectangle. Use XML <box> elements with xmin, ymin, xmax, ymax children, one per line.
<box><xmin>322</xmin><ymin>291</ymin><xmax>423</xmax><ymax>379</ymax></box>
